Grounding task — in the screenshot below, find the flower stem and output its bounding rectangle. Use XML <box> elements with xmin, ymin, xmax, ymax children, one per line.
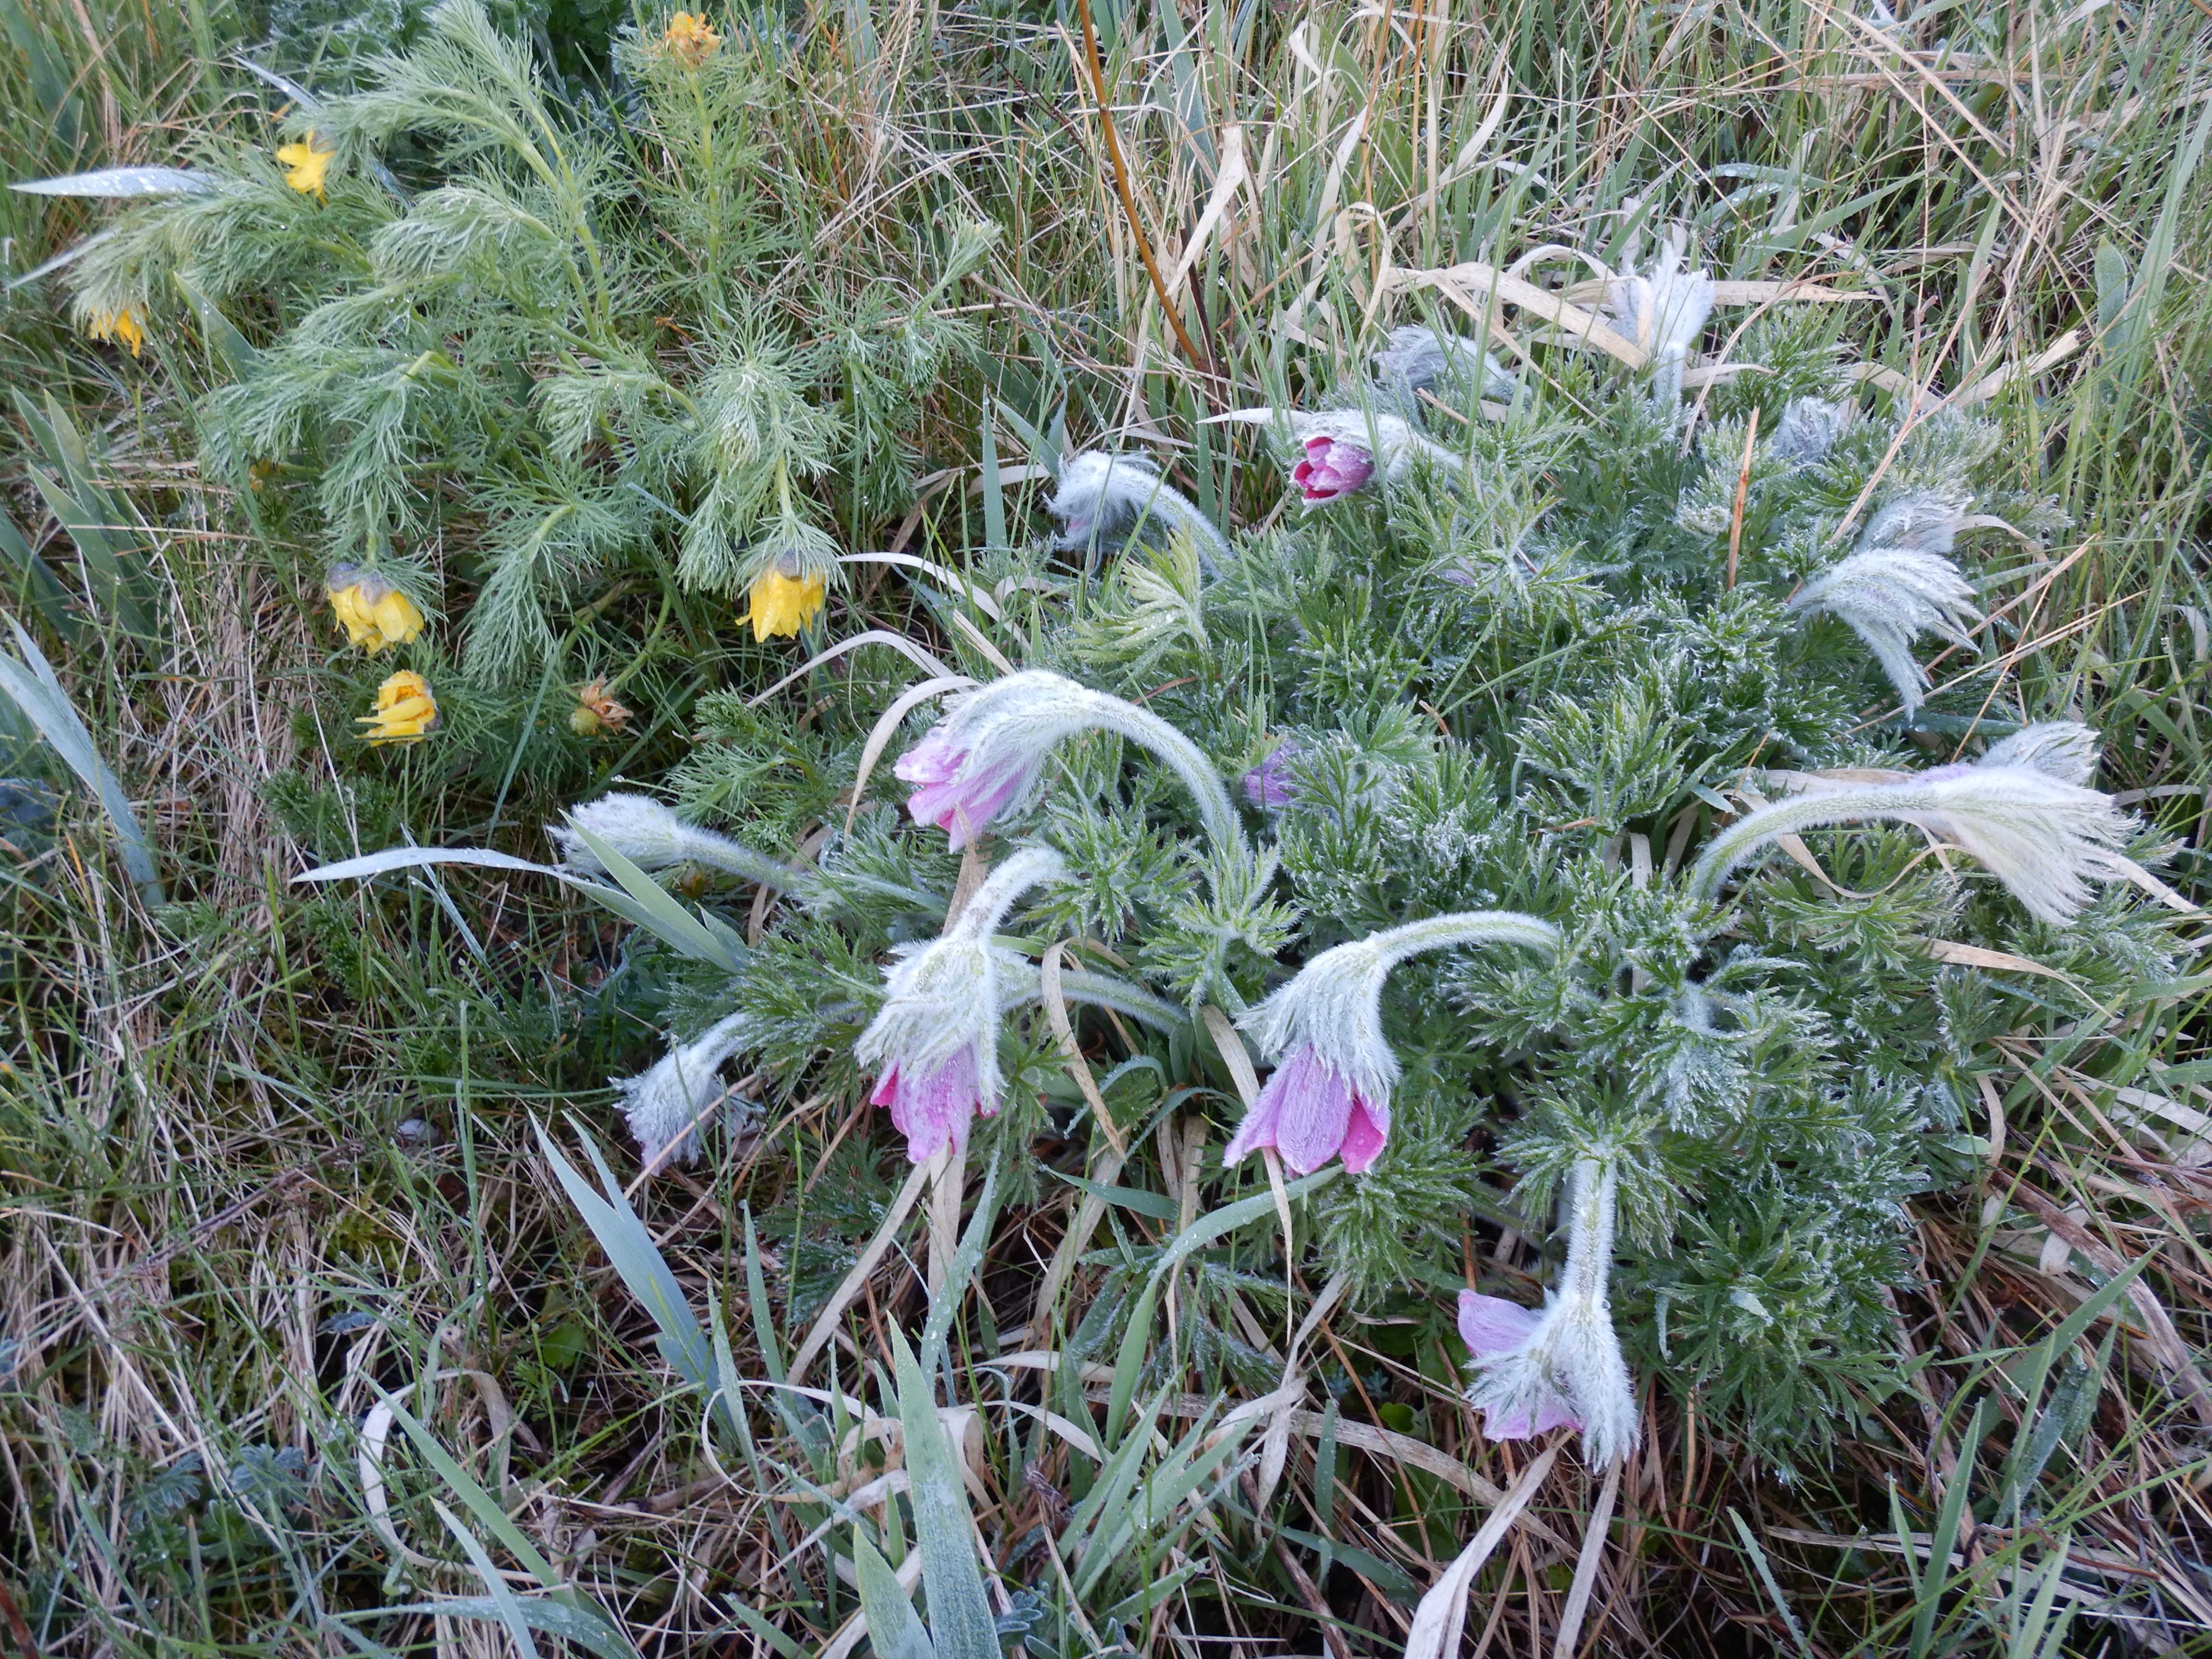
<box><xmin>1367</xmin><ymin>910</ymin><xmax>1562</xmax><ymax>972</ymax></box>
<box><xmin>1686</xmin><ymin>783</ymin><xmax>1910</xmax><ymax>903</ymax></box>
<box><xmin>1087</xmin><ymin>697</ymin><xmax>1243</xmax><ymax>854</ymax></box>
<box><xmin>949</xmin><ymin>846</ymin><xmax>1068</xmax><ymax>942</ymax></box>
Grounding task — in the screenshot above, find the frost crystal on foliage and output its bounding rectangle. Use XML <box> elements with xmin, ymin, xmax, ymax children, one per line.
<box><xmin>1768</xmin><ymin>397</ymin><xmax>1850</xmax><ymax>465</ymax></box>
<box><xmin>615</xmin><ymin>1011</ymin><xmax>754</xmax><ymax>1167</ymax></box>
<box><xmin>1463</xmin><ymin>1156</ymin><xmax>1641</xmax><ymax>1465</ymax></box>
<box><xmin>1787</xmin><ymin>547</ymin><xmax>1982</xmax><ymax>714</ymax></box>
<box><xmin>1047</xmin><ymin>451</ymin><xmax>1231</xmax><ymax>572</ymax></box>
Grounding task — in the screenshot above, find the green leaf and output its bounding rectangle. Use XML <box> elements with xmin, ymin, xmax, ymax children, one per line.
<box><xmin>853</xmin><ymin>1531</ymin><xmax>934</xmax><ymax>1659</ymax></box>
<box><xmin>890</xmin><ymin>1326</ymin><xmax>999</xmax><ymax>1659</ymax></box>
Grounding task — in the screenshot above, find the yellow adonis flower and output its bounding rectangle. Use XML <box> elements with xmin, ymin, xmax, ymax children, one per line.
<box><xmin>325</xmin><ymin>565</ymin><xmax>426</xmax><ymax>654</ymax></box>
<box><xmin>359</xmin><ymin>671</ymin><xmax>439</xmax><ymax>746</ymax></box>
<box><xmin>85</xmin><ymin>308</ymin><xmax>145</xmax><ymax>359</ymax></box>
<box><xmin>663</xmin><ymin>10</ymin><xmax>721</xmax><ymax>64</ymax></box>
<box><xmin>277</xmin><ymin>132</ymin><xmax>335</xmax><ymax>198</ymax></box>
<box><xmin>744</xmin><ymin>557</ymin><xmax>827</xmax><ymax>642</ymax></box>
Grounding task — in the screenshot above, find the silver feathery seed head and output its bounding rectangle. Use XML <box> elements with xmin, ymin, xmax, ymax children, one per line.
<box><xmin>1604</xmin><ymin>225</ymin><xmax>1715</xmax><ymax>372</ymax></box>
<box><xmin>1787</xmin><ymin>547</ymin><xmax>1983</xmax><ymax>715</ymax></box>
<box><xmin>1371</xmin><ymin>324</ymin><xmax>1518</xmax><ymax>401</ymax></box>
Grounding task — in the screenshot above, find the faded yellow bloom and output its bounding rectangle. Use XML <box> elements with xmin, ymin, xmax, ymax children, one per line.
<box><xmin>277</xmin><ymin>132</ymin><xmax>335</xmax><ymax>197</ymax></box>
<box><xmin>86</xmin><ymin>308</ymin><xmax>145</xmax><ymax>358</ymax></box>
<box><xmin>662</xmin><ymin>10</ymin><xmax>721</xmax><ymax>63</ymax></box>
<box><xmin>744</xmin><ymin>562</ymin><xmax>826</xmax><ymax>641</ymax></box>
<box><xmin>326</xmin><ymin>565</ymin><xmax>427</xmax><ymax>654</ymax></box>
<box><xmin>569</xmin><ymin>678</ymin><xmax>633</xmax><ymax>737</ymax></box>
<box><xmin>359</xmin><ymin>671</ymin><xmax>439</xmax><ymax>746</ymax></box>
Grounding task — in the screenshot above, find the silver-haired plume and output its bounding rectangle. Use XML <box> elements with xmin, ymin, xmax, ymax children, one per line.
<box><xmin>1461</xmin><ymin>1155</ymin><xmax>1641</xmax><ymax>1466</ymax></box>
<box><xmin>615</xmin><ymin>1011</ymin><xmax>754</xmax><ymax>1167</ymax></box>
<box><xmin>1603</xmin><ymin>225</ymin><xmax>1714</xmax><ymax>405</ymax></box>
<box><xmin>1371</xmin><ymin>324</ymin><xmax>1517</xmax><ymax>402</ymax></box>
<box><xmin>1046</xmin><ymin>452</ymin><xmax>1231</xmax><ymax>573</ymax></box>
<box><xmin>1689</xmin><ymin>724</ymin><xmax>2130</xmax><ymax>925</ymax></box>
<box><xmin>1787</xmin><ymin>548</ymin><xmax>1982</xmax><ymax>716</ymax></box>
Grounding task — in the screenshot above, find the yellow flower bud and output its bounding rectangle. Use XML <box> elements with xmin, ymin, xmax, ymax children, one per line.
<box><xmin>744</xmin><ymin>564</ymin><xmax>826</xmax><ymax>642</ymax></box>
<box><xmin>359</xmin><ymin>671</ymin><xmax>439</xmax><ymax>746</ymax></box>
<box><xmin>85</xmin><ymin>308</ymin><xmax>145</xmax><ymax>359</ymax></box>
<box><xmin>277</xmin><ymin>132</ymin><xmax>336</xmax><ymax>198</ymax></box>
<box><xmin>325</xmin><ymin>565</ymin><xmax>427</xmax><ymax>653</ymax></box>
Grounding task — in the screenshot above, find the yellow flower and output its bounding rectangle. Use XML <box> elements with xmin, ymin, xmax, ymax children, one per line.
<box><xmin>326</xmin><ymin>565</ymin><xmax>427</xmax><ymax>654</ymax></box>
<box><xmin>277</xmin><ymin>132</ymin><xmax>335</xmax><ymax>198</ymax></box>
<box><xmin>744</xmin><ymin>561</ymin><xmax>826</xmax><ymax>641</ymax></box>
<box><xmin>86</xmin><ymin>308</ymin><xmax>145</xmax><ymax>359</ymax></box>
<box><xmin>663</xmin><ymin>10</ymin><xmax>721</xmax><ymax>63</ymax></box>
<box><xmin>359</xmin><ymin>671</ymin><xmax>439</xmax><ymax>745</ymax></box>
<box><xmin>569</xmin><ymin>678</ymin><xmax>633</xmax><ymax>737</ymax></box>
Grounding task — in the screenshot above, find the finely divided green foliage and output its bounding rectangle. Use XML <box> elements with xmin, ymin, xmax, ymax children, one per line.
<box><xmin>5</xmin><ymin>0</ymin><xmax>2212</xmax><ymax>1654</ymax></box>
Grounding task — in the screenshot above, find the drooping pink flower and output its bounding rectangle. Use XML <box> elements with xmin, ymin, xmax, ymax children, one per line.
<box><xmin>1458</xmin><ymin>1291</ymin><xmax>1579</xmax><ymax>1438</ymax></box>
<box><xmin>1223</xmin><ymin>1043</ymin><xmax>1390</xmax><ymax>1176</ymax></box>
<box><xmin>870</xmin><ymin>1049</ymin><xmax>991</xmax><ymax>1165</ymax></box>
<box><xmin>1291</xmin><ymin>436</ymin><xmax>1376</xmax><ymax>504</ymax></box>
<box><xmin>894</xmin><ymin>726</ymin><xmax>1030</xmax><ymax>850</ymax></box>
<box><xmin>1241</xmin><ymin>742</ymin><xmax>1298</xmax><ymax>810</ymax></box>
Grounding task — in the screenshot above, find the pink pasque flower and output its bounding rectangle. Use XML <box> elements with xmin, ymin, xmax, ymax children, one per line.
<box><xmin>894</xmin><ymin>725</ymin><xmax>1031</xmax><ymax>850</ymax></box>
<box><xmin>1292</xmin><ymin>435</ymin><xmax>1376</xmax><ymax>504</ymax></box>
<box><xmin>1457</xmin><ymin>1291</ymin><xmax>1579</xmax><ymax>1438</ymax></box>
<box><xmin>1221</xmin><ymin>1043</ymin><xmax>1389</xmax><ymax>1176</ymax></box>
<box><xmin>870</xmin><ymin>1049</ymin><xmax>990</xmax><ymax>1165</ymax></box>
<box><xmin>1241</xmin><ymin>742</ymin><xmax>1298</xmax><ymax>811</ymax></box>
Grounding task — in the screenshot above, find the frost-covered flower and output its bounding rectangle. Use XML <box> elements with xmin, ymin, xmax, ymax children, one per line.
<box><xmin>1226</xmin><ymin>912</ymin><xmax>1559</xmax><ymax>1175</ymax></box>
<box><xmin>1768</xmin><ymin>396</ymin><xmax>1850</xmax><ymax>466</ymax></box>
<box><xmin>1046</xmin><ymin>452</ymin><xmax>1231</xmax><ymax>572</ymax></box>
<box><xmin>1463</xmin><ymin>1156</ymin><xmax>1640</xmax><ymax>1465</ymax></box>
<box><xmin>551</xmin><ymin>793</ymin><xmax>788</xmax><ymax>886</ymax></box>
<box><xmin>326</xmin><ymin>565</ymin><xmax>427</xmax><ymax>653</ymax></box>
<box><xmin>857</xmin><ymin>847</ymin><xmax>1065</xmax><ymax>1162</ymax></box>
<box><xmin>615</xmin><ymin>1011</ymin><xmax>753</xmax><ymax>1166</ymax></box>
<box><xmin>1370</xmin><ymin>324</ymin><xmax>1517</xmax><ymax>401</ymax></box>
<box><xmin>1205</xmin><ymin>407</ymin><xmax>1461</xmax><ymax>505</ymax></box>
<box><xmin>358</xmin><ymin>671</ymin><xmax>438</xmax><ymax>745</ymax></box>
<box><xmin>1787</xmin><ymin>547</ymin><xmax>1981</xmax><ymax>715</ymax></box>
<box><xmin>1603</xmin><ymin>226</ymin><xmax>1714</xmax><ymax>404</ymax></box>
<box><xmin>894</xmin><ymin>670</ymin><xmax>1240</xmax><ymax>852</ymax></box>
<box><xmin>1242</xmin><ymin>742</ymin><xmax>1298</xmax><ymax>810</ymax></box>
<box><xmin>1690</xmin><ymin>723</ymin><xmax>2130</xmax><ymax>925</ymax></box>
<box><xmin>277</xmin><ymin>132</ymin><xmax>335</xmax><ymax>198</ymax></box>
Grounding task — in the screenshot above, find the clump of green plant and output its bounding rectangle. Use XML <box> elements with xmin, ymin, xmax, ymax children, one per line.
<box><xmin>40</xmin><ymin>0</ymin><xmax>991</xmax><ymax>699</ymax></box>
<box><xmin>323</xmin><ymin>226</ymin><xmax>2185</xmax><ymax>1476</ymax></box>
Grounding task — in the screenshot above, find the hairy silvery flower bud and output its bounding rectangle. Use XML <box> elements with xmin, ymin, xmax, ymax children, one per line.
<box><xmin>615</xmin><ymin>1011</ymin><xmax>753</xmax><ymax>1167</ymax></box>
<box><xmin>1047</xmin><ymin>451</ymin><xmax>1230</xmax><ymax>573</ymax></box>
<box><xmin>1461</xmin><ymin>1156</ymin><xmax>1641</xmax><ymax>1467</ymax></box>
<box><xmin>895</xmin><ymin>670</ymin><xmax>1241</xmax><ymax>853</ymax></box>
<box><xmin>1370</xmin><ymin>324</ymin><xmax>1517</xmax><ymax>402</ymax></box>
<box><xmin>1787</xmin><ymin>547</ymin><xmax>1982</xmax><ymax>715</ymax></box>
<box><xmin>550</xmin><ymin>794</ymin><xmax>790</xmax><ymax>887</ymax></box>
<box><xmin>856</xmin><ymin>847</ymin><xmax>1065</xmax><ymax>1163</ymax></box>
<box><xmin>1204</xmin><ymin>407</ymin><xmax>1463</xmax><ymax>505</ymax></box>
<box><xmin>1692</xmin><ymin>726</ymin><xmax>2131</xmax><ymax>925</ymax></box>
<box><xmin>1226</xmin><ymin>912</ymin><xmax>1559</xmax><ymax>1175</ymax></box>
<box><xmin>1768</xmin><ymin>397</ymin><xmax>1851</xmax><ymax>466</ymax></box>
<box><xmin>1603</xmin><ymin>225</ymin><xmax>1714</xmax><ymax>404</ymax></box>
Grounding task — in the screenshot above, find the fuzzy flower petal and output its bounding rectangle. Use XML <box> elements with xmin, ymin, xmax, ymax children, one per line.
<box><xmin>745</xmin><ymin>567</ymin><xmax>826</xmax><ymax>640</ymax></box>
<box><xmin>1292</xmin><ymin>436</ymin><xmax>1376</xmax><ymax>504</ymax></box>
<box><xmin>1603</xmin><ymin>225</ymin><xmax>1715</xmax><ymax>387</ymax></box>
<box><xmin>277</xmin><ymin>132</ymin><xmax>335</xmax><ymax>197</ymax></box>
<box><xmin>1241</xmin><ymin>742</ymin><xmax>1298</xmax><ymax>810</ymax></box>
<box><xmin>1768</xmin><ymin>396</ymin><xmax>1851</xmax><ymax>466</ymax></box>
<box><xmin>871</xmin><ymin>1051</ymin><xmax>987</xmax><ymax>1165</ymax></box>
<box><xmin>616</xmin><ymin>1011</ymin><xmax>753</xmax><ymax>1166</ymax></box>
<box><xmin>1206</xmin><ymin>407</ymin><xmax>1459</xmax><ymax>499</ymax></box>
<box><xmin>326</xmin><ymin>565</ymin><xmax>426</xmax><ymax>653</ymax></box>
<box><xmin>85</xmin><ymin>307</ymin><xmax>145</xmax><ymax>359</ymax></box>
<box><xmin>1458</xmin><ymin>1290</ymin><xmax>1545</xmax><ymax>1356</ymax></box>
<box><xmin>358</xmin><ymin>671</ymin><xmax>438</xmax><ymax>745</ymax></box>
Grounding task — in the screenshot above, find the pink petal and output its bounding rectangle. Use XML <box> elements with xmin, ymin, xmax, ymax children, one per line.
<box><xmin>1483</xmin><ymin>1402</ymin><xmax>1536</xmax><ymax>1441</ymax></box>
<box><xmin>1222</xmin><ymin>1073</ymin><xmax>1288</xmax><ymax>1165</ymax></box>
<box><xmin>1458</xmin><ymin>1291</ymin><xmax>1543</xmax><ymax>1358</ymax></box>
<box><xmin>1532</xmin><ymin>1394</ymin><xmax>1582</xmax><ymax>1435</ymax></box>
<box><xmin>1339</xmin><ymin>1094</ymin><xmax>1389</xmax><ymax>1174</ymax></box>
<box><xmin>873</xmin><ymin>1051</ymin><xmax>981</xmax><ymax>1163</ymax></box>
<box><xmin>1267</xmin><ymin>1046</ymin><xmax>1356</xmax><ymax>1176</ymax></box>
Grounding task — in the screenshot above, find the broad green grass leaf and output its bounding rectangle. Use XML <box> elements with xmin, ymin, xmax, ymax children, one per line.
<box><xmin>890</xmin><ymin>1326</ymin><xmax>999</xmax><ymax>1659</ymax></box>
